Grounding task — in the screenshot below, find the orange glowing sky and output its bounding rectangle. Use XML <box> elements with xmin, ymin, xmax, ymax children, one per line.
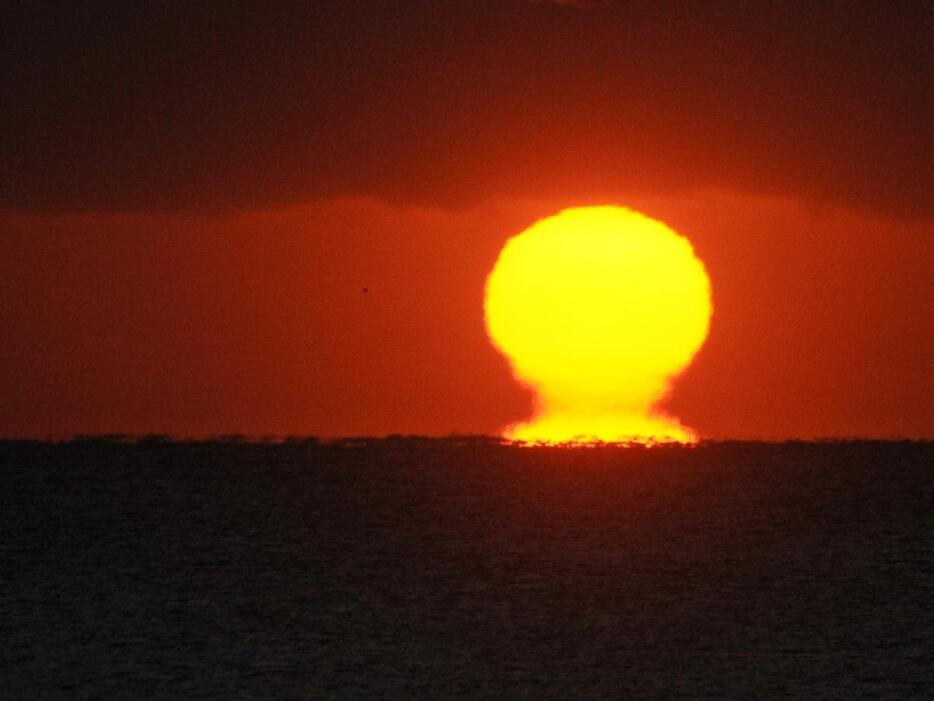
<box><xmin>1</xmin><ymin>192</ymin><xmax>930</xmax><ymax>440</ymax></box>
<box><xmin>0</xmin><ymin>3</ymin><xmax>932</xmax><ymax>440</ymax></box>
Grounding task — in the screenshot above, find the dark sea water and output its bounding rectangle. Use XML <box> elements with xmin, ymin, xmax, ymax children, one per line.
<box><xmin>2</xmin><ymin>438</ymin><xmax>931</xmax><ymax>699</ymax></box>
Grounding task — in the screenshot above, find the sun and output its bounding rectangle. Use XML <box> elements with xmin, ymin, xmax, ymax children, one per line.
<box><xmin>484</xmin><ymin>206</ymin><xmax>712</xmax><ymax>444</ymax></box>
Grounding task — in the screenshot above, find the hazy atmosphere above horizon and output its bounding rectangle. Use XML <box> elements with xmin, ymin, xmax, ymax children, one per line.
<box><xmin>2</xmin><ymin>1</ymin><xmax>931</xmax><ymax>440</ymax></box>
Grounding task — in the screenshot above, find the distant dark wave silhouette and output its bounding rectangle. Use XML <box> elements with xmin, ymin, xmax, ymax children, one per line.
<box><xmin>6</xmin><ymin>433</ymin><xmax>929</xmax><ymax>448</ymax></box>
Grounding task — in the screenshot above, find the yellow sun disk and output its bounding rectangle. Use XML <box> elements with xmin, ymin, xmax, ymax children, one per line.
<box><xmin>484</xmin><ymin>206</ymin><xmax>712</xmax><ymax>444</ymax></box>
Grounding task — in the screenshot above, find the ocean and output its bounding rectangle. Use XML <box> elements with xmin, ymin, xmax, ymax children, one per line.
<box><xmin>2</xmin><ymin>438</ymin><xmax>931</xmax><ymax>698</ymax></box>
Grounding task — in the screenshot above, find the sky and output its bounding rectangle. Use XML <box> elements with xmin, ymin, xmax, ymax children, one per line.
<box><xmin>1</xmin><ymin>1</ymin><xmax>932</xmax><ymax>439</ymax></box>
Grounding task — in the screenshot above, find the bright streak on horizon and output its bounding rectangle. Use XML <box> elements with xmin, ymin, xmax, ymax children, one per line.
<box><xmin>484</xmin><ymin>206</ymin><xmax>712</xmax><ymax>444</ymax></box>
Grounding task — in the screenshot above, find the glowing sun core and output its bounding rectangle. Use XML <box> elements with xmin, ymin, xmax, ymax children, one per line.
<box><xmin>484</xmin><ymin>206</ymin><xmax>712</xmax><ymax>444</ymax></box>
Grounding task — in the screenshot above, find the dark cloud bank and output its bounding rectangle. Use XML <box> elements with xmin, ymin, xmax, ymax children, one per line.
<box><xmin>2</xmin><ymin>1</ymin><xmax>931</xmax><ymax>217</ymax></box>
